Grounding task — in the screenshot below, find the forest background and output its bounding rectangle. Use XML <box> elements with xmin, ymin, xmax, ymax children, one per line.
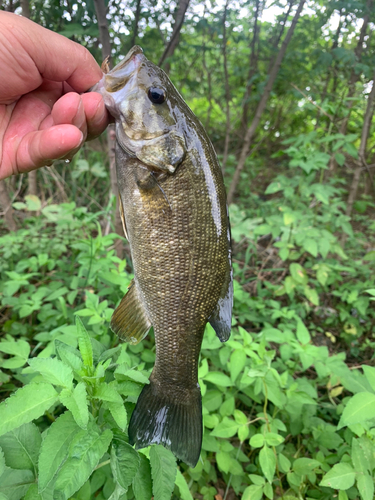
<box><xmin>0</xmin><ymin>0</ymin><xmax>375</xmax><ymax>499</ymax></box>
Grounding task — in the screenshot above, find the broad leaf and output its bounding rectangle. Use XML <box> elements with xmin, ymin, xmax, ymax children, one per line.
<box><xmin>132</xmin><ymin>453</ymin><xmax>152</xmax><ymax>500</ymax></box>
<box><xmin>0</xmin><ymin>423</ymin><xmax>41</xmax><ymax>474</ymax></box>
<box><xmin>0</xmin><ymin>383</ymin><xmax>58</xmax><ymax>437</ymax></box>
<box><xmin>150</xmin><ymin>445</ymin><xmax>177</xmax><ymax>500</ymax></box>
<box><xmin>320</xmin><ymin>463</ymin><xmax>355</xmax><ymax>490</ymax></box>
<box><xmin>111</xmin><ymin>432</ymin><xmax>140</xmax><ymax>491</ymax></box>
<box><xmin>0</xmin><ymin>467</ymin><xmax>35</xmax><ymax>500</ymax></box>
<box><xmin>59</xmin><ymin>382</ymin><xmax>89</xmax><ymax>429</ymax></box>
<box><xmin>76</xmin><ymin>317</ymin><xmax>93</xmax><ymax>368</ymax></box>
<box><xmin>338</xmin><ymin>392</ymin><xmax>375</xmax><ymax>429</ymax></box>
<box><xmin>175</xmin><ymin>469</ymin><xmax>193</xmax><ymax>500</ymax></box>
<box><xmin>259</xmin><ymin>445</ymin><xmax>276</xmax><ymax>483</ymax></box>
<box><xmin>28</xmin><ymin>358</ymin><xmax>73</xmax><ymax>389</ymax></box>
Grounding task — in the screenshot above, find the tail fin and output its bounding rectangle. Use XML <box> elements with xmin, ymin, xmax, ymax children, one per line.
<box><xmin>128</xmin><ymin>381</ymin><xmax>202</xmax><ymax>468</ymax></box>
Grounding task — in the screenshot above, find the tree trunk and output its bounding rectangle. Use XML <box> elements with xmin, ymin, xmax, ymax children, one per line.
<box><xmin>130</xmin><ymin>0</ymin><xmax>142</xmax><ymax>47</ymax></box>
<box><xmin>93</xmin><ymin>0</ymin><xmax>124</xmax><ymax>257</ymax></box>
<box><xmin>267</xmin><ymin>0</ymin><xmax>295</xmax><ymax>72</ymax></box>
<box><xmin>93</xmin><ymin>0</ymin><xmax>112</xmax><ymax>66</ymax></box>
<box><xmin>0</xmin><ymin>180</ymin><xmax>17</xmax><ymax>231</ymax></box>
<box><xmin>158</xmin><ymin>0</ymin><xmax>190</xmax><ymax>73</ymax></box>
<box><xmin>221</xmin><ymin>0</ymin><xmax>231</xmax><ymax>173</ymax></box>
<box><xmin>346</xmin><ymin>69</ymin><xmax>375</xmax><ymax>218</ymax></box>
<box><xmin>339</xmin><ymin>0</ymin><xmax>372</xmax><ymax>136</ymax></box>
<box><xmin>20</xmin><ymin>0</ymin><xmax>30</xmax><ymax>17</ymax></box>
<box><xmin>227</xmin><ymin>0</ymin><xmax>306</xmax><ymax>204</ymax></box>
<box><xmin>241</xmin><ymin>0</ymin><xmax>260</xmax><ymax>131</ymax></box>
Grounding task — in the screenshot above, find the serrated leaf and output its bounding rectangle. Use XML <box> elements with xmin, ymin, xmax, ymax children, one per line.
<box><xmin>0</xmin><ymin>383</ymin><xmax>58</xmax><ymax>437</ymax></box>
<box><xmin>338</xmin><ymin>392</ymin><xmax>375</xmax><ymax>429</ymax></box>
<box><xmin>132</xmin><ymin>453</ymin><xmax>152</xmax><ymax>500</ymax></box>
<box><xmin>76</xmin><ymin>317</ymin><xmax>93</xmax><ymax>368</ymax></box>
<box><xmin>259</xmin><ymin>445</ymin><xmax>276</xmax><ymax>483</ymax></box>
<box><xmin>28</xmin><ymin>358</ymin><xmax>73</xmax><ymax>389</ymax></box>
<box><xmin>56</xmin><ymin>343</ymin><xmax>82</xmax><ymax>373</ymax></box>
<box><xmin>357</xmin><ymin>473</ymin><xmax>374</xmax><ymax>500</ymax></box>
<box><xmin>102</xmin><ymin>401</ymin><xmax>127</xmax><ymax>431</ymax></box>
<box><xmin>175</xmin><ymin>469</ymin><xmax>193</xmax><ymax>500</ymax></box>
<box><xmin>59</xmin><ymin>383</ymin><xmax>89</xmax><ymax>429</ymax></box>
<box><xmin>38</xmin><ymin>412</ymin><xmax>81</xmax><ymax>493</ymax></box>
<box><xmin>320</xmin><ymin>463</ymin><xmax>355</xmax><ymax>490</ymax></box>
<box><xmin>0</xmin><ymin>423</ymin><xmax>41</xmax><ymax>474</ymax></box>
<box><xmin>0</xmin><ymin>340</ymin><xmax>30</xmax><ymax>359</ymax></box>
<box><xmin>0</xmin><ymin>467</ymin><xmax>35</xmax><ymax>499</ymax></box>
<box><xmin>150</xmin><ymin>445</ymin><xmax>177</xmax><ymax>500</ymax></box>
<box><xmin>53</xmin><ymin>427</ymin><xmax>113</xmax><ymax>500</ymax></box>
<box><xmin>111</xmin><ymin>432</ymin><xmax>140</xmax><ymax>491</ymax></box>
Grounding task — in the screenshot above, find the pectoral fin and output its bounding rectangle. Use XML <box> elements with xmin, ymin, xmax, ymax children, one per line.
<box><xmin>111</xmin><ymin>280</ymin><xmax>152</xmax><ymax>344</ymax></box>
<box><xmin>209</xmin><ymin>277</ymin><xmax>233</xmax><ymax>342</ymax></box>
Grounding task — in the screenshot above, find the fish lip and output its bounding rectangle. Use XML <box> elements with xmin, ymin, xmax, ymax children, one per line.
<box><xmin>109</xmin><ymin>45</ymin><xmax>146</xmax><ymax>76</ymax></box>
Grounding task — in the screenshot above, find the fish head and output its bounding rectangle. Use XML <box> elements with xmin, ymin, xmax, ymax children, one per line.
<box><xmin>92</xmin><ymin>46</ymin><xmax>186</xmax><ymax>174</ymax></box>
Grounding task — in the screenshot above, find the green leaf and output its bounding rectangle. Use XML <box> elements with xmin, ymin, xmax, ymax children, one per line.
<box><xmin>242</xmin><ymin>484</ymin><xmax>263</xmax><ymax>500</ymax></box>
<box><xmin>351</xmin><ymin>438</ymin><xmax>368</xmax><ymax>473</ymax></box>
<box><xmin>356</xmin><ymin>473</ymin><xmax>374</xmax><ymax>500</ymax></box>
<box><xmin>0</xmin><ymin>467</ymin><xmax>35</xmax><ymax>499</ymax></box>
<box><xmin>76</xmin><ymin>317</ymin><xmax>93</xmax><ymax>368</ymax></box>
<box><xmin>338</xmin><ymin>491</ymin><xmax>348</xmax><ymax>500</ymax></box>
<box><xmin>259</xmin><ymin>446</ymin><xmax>276</xmax><ymax>483</ymax></box>
<box><xmin>25</xmin><ymin>483</ymin><xmax>43</xmax><ymax>500</ymax></box>
<box><xmin>38</xmin><ymin>411</ymin><xmax>81</xmax><ymax>493</ymax></box>
<box><xmin>320</xmin><ymin>463</ymin><xmax>356</xmax><ymax>490</ymax></box>
<box><xmin>338</xmin><ymin>392</ymin><xmax>375</xmax><ymax>429</ymax></box>
<box><xmin>264</xmin><ymin>433</ymin><xmax>284</xmax><ymax>446</ymax></box>
<box><xmin>290</xmin><ymin>263</ymin><xmax>308</xmax><ymax>285</ymax></box>
<box><xmin>0</xmin><ymin>447</ymin><xmax>5</xmax><ymax>477</ymax></box>
<box><xmin>296</xmin><ymin>320</ymin><xmax>310</xmax><ymax>344</ymax></box>
<box><xmin>303</xmin><ymin>286</ymin><xmax>319</xmax><ymax>306</ymax></box>
<box><xmin>59</xmin><ymin>382</ymin><xmax>89</xmax><ymax>429</ymax></box>
<box><xmin>111</xmin><ymin>432</ymin><xmax>140</xmax><ymax>491</ymax></box>
<box><xmin>362</xmin><ymin>366</ymin><xmax>375</xmax><ymax>393</ymax></box>
<box><xmin>0</xmin><ymin>340</ymin><xmax>30</xmax><ymax>359</ymax></box>
<box><xmin>175</xmin><ymin>469</ymin><xmax>193</xmax><ymax>500</ymax></box>
<box><xmin>28</xmin><ymin>357</ymin><xmax>73</xmax><ymax>389</ymax></box>
<box><xmin>250</xmin><ymin>434</ymin><xmax>264</xmax><ymax>448</ymax></box>
<box><xmin>203</xmin><ymin>371</ymin><xmax>233</xmax><ymax>386</ymax></box>
<box><xmin>53</xmin><ymin>426</ymin><xmax>113</xmax><ymax>500</ymax></box>
<box><xmin>132</xmin><ymin>453</ymin><xmax>152</xmax><ymax>500</ymax></box>
<box><xmin>278</xmin><ymin>453</ymin><xmax>291</xmax><ymax>473</ymax></box>
<box><xmin>94</xmin><ymin>382</ymin><xmax>127</xmax><ymax>430</ymax></box>
<box><xmin>216</xmin><ymin>452</ymin><xmax>231</xmax><ymax>474</ymax></box>
<box><xmin>263</xmin><ymin>482</ymin><xmax>273</xmax><ymax>500</ymax></box>
<box><xmin>0</xmin><ymin>423</ymin><xmax>41</xmax><ymax>473</ymax></box>
<box><xmin>293</xmin><ymin>458</ymin><xmax>321</xmax><ymax>475</ymax></box>
<box><xmin>25</xmin><ymin>195</ymin><xmax>42</xmax><ymax>211</ymax></box>
<box><xmin>229</xmin><ymin>350</ymin><xmax>246</xmax><ymax>382</ymax></box>
<box><xmin>335</xmin><ymin>153</ymin><xmax>345</xmax><ymax>166</ymax></box>
<box><xmin>210</xmin><ymin>417</ymin><xmax>239</xmax><ymax>438</ymax></box>
<box><xmin>150</xmin><ymin>445</ymin><xmax>177</xmax><ymax>500</ymax></box>
<box><xmin>303</xmin><ymin>238</ymin><xmax>318</xmax><ymax>257</ymax></box>
<box><xmin>0</xmin><ymin>383</ymin><xmax>58</xmax><ymax>437</ymax></box>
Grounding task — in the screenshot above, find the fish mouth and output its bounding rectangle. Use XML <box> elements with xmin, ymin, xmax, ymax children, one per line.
<box><xmin>91</xmin><ymin>46</ymin><xmax>146</xmax><ymax>119</ymax></box>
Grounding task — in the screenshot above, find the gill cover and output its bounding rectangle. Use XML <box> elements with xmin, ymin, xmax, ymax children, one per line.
<box><xmin>91</xmin><ymin>46</ymin><xmax>186</xmax><ymax>174</ymax></box>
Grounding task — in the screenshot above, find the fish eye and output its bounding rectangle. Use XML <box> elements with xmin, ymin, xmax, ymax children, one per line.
<box><xmin>148</xmin><ymin>87</ymin><xmax>166</xmax><ymax>104</ymax></box>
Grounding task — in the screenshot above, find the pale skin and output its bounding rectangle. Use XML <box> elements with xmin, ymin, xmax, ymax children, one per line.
<box><xmin>0</xmin><ymin>11</ymin><xmax>109</xmax><ymax>180</ymax></box>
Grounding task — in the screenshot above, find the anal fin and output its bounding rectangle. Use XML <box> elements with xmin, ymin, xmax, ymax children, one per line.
<box><xmin>111</xmin><ymin>280</ymin><xmax>151</xmax><ymax>344</ymax></box>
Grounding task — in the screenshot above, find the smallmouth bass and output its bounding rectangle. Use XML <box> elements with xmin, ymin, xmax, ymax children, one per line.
<box><xmin>92</xmin><ymin>46</ymin><xmax>232</xmax><ymax>467</ymax></box>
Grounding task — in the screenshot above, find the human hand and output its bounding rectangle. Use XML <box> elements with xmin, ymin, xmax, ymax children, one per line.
<box><xmin>0</xmin><ymin>11</ymin><xmax>109</xmax><ymax>180</ymax></box>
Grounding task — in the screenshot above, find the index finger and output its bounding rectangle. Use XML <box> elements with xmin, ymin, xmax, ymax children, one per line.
<box><xmin>0</xmin><ymin>12</ymin><xmax>104</xmax><ymax>94</ymax></box>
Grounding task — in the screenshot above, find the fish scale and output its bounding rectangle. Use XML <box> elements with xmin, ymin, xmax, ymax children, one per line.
<box><xmin>91</xmin><ymin>45</ymin><xmax>232</xmax><ymax>467</ymax></box>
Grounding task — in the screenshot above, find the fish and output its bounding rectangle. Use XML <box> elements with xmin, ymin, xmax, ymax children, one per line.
<box><xmin>91</xmin><ymin>46</ymin><xmax>232</xmax><ymax>468</ymax></box>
